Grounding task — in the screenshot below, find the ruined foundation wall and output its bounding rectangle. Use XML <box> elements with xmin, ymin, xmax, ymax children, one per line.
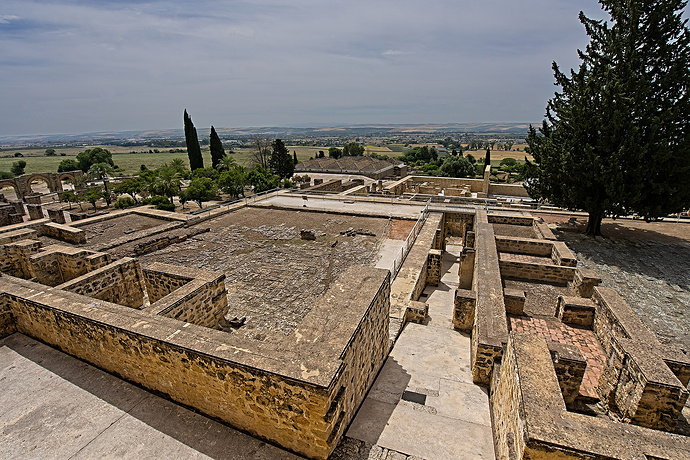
<box><xmin>143</xmin><ymin>263</ymin><xmax>195</xmax><ymax>303</ymax></box>
<box><xmin>57</xmin><ymin>258</ymin><xmax>145</xmax><ymax>308</ymax></box>
<box><xmin>499</xmin><ymin>260</ymin><xmax>576</xmax><ymax>285</ymax></box>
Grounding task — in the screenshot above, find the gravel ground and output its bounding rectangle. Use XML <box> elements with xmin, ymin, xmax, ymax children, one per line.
<box><xmin>559</xmin><ymin>232</ymin><xmax>690</xmax><ymax>351</ymax></box>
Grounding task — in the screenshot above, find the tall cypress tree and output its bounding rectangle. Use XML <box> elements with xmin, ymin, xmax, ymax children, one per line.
<box><xmin>209</xmin><ymin>126</ymin><xmax>225</xmax><ymax>170</ymax></box>
<box><xmin>525</xmin><ymin>0</ymin><xmax>690</xmax><ymax>236</ymax></box>
<box><xmin>184</xmin><ymin>110</ymin><xmax>204</xmax><ymax>171</ymax></box>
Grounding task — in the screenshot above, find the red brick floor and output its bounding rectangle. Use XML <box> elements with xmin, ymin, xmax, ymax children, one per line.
<box><xmin>508</xmin><ymin>315</ymin><xmax>606</xmax><ymax>400</ymax></box>
<box><xmin>498</xmin><ymin>252</ymin><xmax>554</xmax><ymax>265</ymax></box>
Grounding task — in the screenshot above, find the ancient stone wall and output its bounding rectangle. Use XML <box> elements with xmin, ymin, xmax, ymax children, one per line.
<box><xmin>487</xmin><ymin>183</ymin><xmax>530</xmax><ymax>197</ymax></box>
<box><xmin>491</xmin><ymin>332</ymin><xmax>690</xmax><ymax>460</ymax></box>
<box><xmin>453</xmin><ymin>289</ymin><xmax>476</xmax><ymax>331</ymax></box>
<box><xmin>495</xmin><ymin>235</ymin><xmax>552</xmax><ymax>256</ymax></box>
<box><xmin>0</xmin><ymin>265</ymin><xmax>390</xmax><ymax>460</ymax></box>
<box><xmin>143</xmin><ymin>263</ymin><xmax>228</xmax><ymax>329</ymax></box>
<box><xmin>305</xmin><ymin>179</ymin><xmax>344</xmax><ymax>193</ymax></box>
<box><xmin>592</xmin><ymin>287</ymin><xmax>689</xmax><ymax>431</ymax></box>
<box><xmin>43</xmin><ymin>222</ymin><xmax>86</xmax><ymax>244</ymax></box>
<box><xmin>0</xmin><ymin>239</ymin><xmax>41</xmax><ymax>278</ymax></box>
<box><xmin>16</xmin><ymin>244</ymin><xmax>111</xmax><ymax>287</ymax></box>
<box><xmin>498</xmin><ymin>260</ymin><xmax>576</xmax><ymax>285</ymax></box>
<box><xmin>471</xmin><ymin>210</ymin><xmax>508</xmax><ymax>385</ymax></box>
<box><xmin>487</xmin><ymin>214</ymin><xmax>533</xmax><ymax>226</ymax></box>
<box><xmin>57</xmin><ymin>258</ymin><xmax>145</xmax><ymax>308</ymax></box>
<box><xmin>547</xmin><ymin>341</ymin><xmax>586</xmax><ymax>406</ymax></box>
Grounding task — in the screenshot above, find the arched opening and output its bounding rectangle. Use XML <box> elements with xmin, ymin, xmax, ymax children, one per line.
<box><xmin>0</xmin><ymin>180</ymin><xmax>19</xmax><ymax>201</ymax></box>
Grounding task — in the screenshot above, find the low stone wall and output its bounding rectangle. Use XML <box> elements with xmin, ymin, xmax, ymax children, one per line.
<box><xmin>495</xmin><ymin>235</ymin><xmax>552</xmax><ymax>256</ymax></box>
<box><xmin>491</xmin><ymin>332</ymin><xmax>690</xmax><ymax>460</ymax></box>
<box><xmin>488</xmin><ymin>183</ymin><xmax>530</xmax><ymax>197</ymax></box>
<box><xmin>487</xmin><ymin>214</ymin><xmax>533</xmax><ymax>226</ymax></box>
<box><xmin>389</xmin><ymin>213</ymin><xmax>443</xmax><ymax>330</ymax></box>
<box><xmin>44</xmin><ymin>222</ymin><xmax>86</xmax><ymax>244</ymax></box>
<box><xmin>0</xmin><ymin>265</ymin><xmax>390</xmax><ymax>460</ymax></box>
<box><xmin>453</xmin><ymin>289</ymin><xmax>476</xmax><ymax>331</ymax></box>
<box><xmin>471</xmin><ymin>210</ymin><xmax>508</xmax><ymax>385</ymax></box>
<box><xmin>58</xmin><ymin>257</ymin><xmax>145</xmax><ymax>308</ymax></box>
<box><xmin>547</xmin><ymin>340</ymin><xmax>586</xmax><ymax>406</ymax></box>
<box><xmin>592</xmin><ymin>287</ymin><xmax>689</xmax><ymax>431</ymax></box>
<box><xmin>143</xmin><ymin>263</ymin><xmax>228</xmax><ymax>329</ymax></box>
<box><xmin>556</xmin><ymin>295</ymin><xmax>596</xmax><ymax>328</ymax></box>
<box><xmin>304</xmin><ymin>179</ymin><xmax>345</xmax><ymax>193</ymax></box>
<box><xmin>499</xmin><ymin>260</ymin><xmax>576</xmax><ymax>285</ymax></box>
<box><xmin>571</xmin><ymin>268</ymin><xmax>602</xmax><ymax>298</ymax></box>
<box><xmin>0</xmin><ymin>228</ymin><xmax>37</xmax><ymax>245</ymax></box>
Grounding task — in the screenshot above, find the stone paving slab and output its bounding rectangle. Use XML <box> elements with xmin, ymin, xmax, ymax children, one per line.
<box><xmin>0</xmin><ymin>333</ymin><xmax>302</xmax><ymax>460</ymax></box>
<box><xmin>347</xmin><ymin>246</ymin><xmax>494</xmax><ymax>460</ymax></box>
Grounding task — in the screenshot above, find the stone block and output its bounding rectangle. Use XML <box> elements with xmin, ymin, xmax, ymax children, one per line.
<box><xmin>503</xmin><ymin>289</ymin><xmax>526</xmax><ymax>315</ymax></box>
<box><xmin>556</xmin><ymin>295</ymin><xmax>596</xmax><ymax>328</ymax></box>
<box><xmin>26</xmin><ymin>204</ymin><xmax>43</xmax><ymax>220</ymax></box>
<box><xmin>571</xmin><ymin>268</ymin><xmax>601</xmax><ymax>298</ymax></box>
<box><xmin>453</xmin><ymin>289</ymin><xmax>476</xmax><ymax>332</ymax></box>
<box><xmin>47</xmin><ymin>208</ymin><xmax>66</xmax><ymax>224</ymax></box>
<box><xmin>406</xmin><ymin>300</ymin><xmax>428</xmax><ymax>324</ymax></box>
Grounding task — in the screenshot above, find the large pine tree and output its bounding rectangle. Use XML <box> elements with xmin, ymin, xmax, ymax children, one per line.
<box><xmin>269</xmin><ymin>138</ymin><xmax>294</xmax><ymax>179</ymax></box>
<box><xmin>184</xmin><ymin>110</ymin><xmax>204</xmax><ymax>171</ymax></box>
<box><xmin>525</xmin><ymin>0</ymin><xmax>690</xmax><ymax>235</ymax></box>
<box><xmin>209</xmin><ymin>126</ymin><xmax>225</xmax><ymax>170</ymax></box>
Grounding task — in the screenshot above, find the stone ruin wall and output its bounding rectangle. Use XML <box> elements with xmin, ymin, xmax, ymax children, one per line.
<box><xmin>0</xmin><ymin>254</ymin><xmax>391</xmax><ymax>460</ymax></box>
<box><xmin>143</xmin><ymin>263</ymin><xmax>228</xmax><ymax>329</ymax></box>
<box><xmin>491</xmin><ymin>333</ymin><xmax>690</xmax><ymax>460</ymax></box>
<box><xmin>57</xmin><ymin>257</ymin><xmax>145</xmax><ymax>309</ymax></box>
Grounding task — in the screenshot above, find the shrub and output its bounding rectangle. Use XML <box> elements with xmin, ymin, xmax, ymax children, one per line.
<box><xmin>143</xmin><ymin>195</ymin><xmax>175</xmax><ymax>211</ymax></box>
<box><xmin>113</xmin><ymin>196</ymin><xmax>136</xmax><ymax>209</ymax></box>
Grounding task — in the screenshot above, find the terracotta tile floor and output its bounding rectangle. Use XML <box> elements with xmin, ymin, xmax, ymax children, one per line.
<box><xmin>508</xmin><ymin>315</ymin><xmax>606</xmax><ymax>400</ymax></box>
<box><xmin>498</xmin><ymin>252</ymin><xmax>554</xmax><ymax>265</ymax></box>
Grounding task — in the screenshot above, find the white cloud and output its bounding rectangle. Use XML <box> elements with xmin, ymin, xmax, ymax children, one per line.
<box><xmin>0</xmin><ymin>14</ymin><xmax>20</xmax><ymax>23</ymax></box>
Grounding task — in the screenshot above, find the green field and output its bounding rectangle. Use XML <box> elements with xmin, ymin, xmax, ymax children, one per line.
<box><xmin>0</xmin><ymin>143</ymin><xmax>527</xmax><ymax>176</ymax></box>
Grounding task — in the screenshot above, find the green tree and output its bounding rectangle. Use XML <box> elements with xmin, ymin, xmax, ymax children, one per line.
<box><xmin>184</xmin><ymin>177</ymin><xmax>218</xmax><ymax>208</ymax></box>
<box><xmin>328</xmin><ymin>146</ymin><xmax>342</xmax><ymax>158</ymax></box>
<box><xmin>10</xmin><ymin>160</ymin><xmax>26</xmax><ymax>176</ymax></box>
<box><xmin>184</xmin><ymin>109</ymin><xmax>204</xmax><ymax>170</ymax></box>
<box><xmin>209</xmin><ymin>125</ymin><xmax>225</xmax><ymax>170</ymax></box>
<box><xmin>525</xmin><ymin>0</ymin><xmax>690</xmax><ymax>235</ymax></box>
<box><xmin>342</xmin><ymin>142</ymin><xmax>364</xmax><ymax>156</ymax></box>
<box><xmin>88</xmin><ymin>163</ymin><xmax>114</xmax><ymax>207</ymax></box>
<box><xmin>153</xmin><ymin>164</ymin><xmax>182</xmax><ymax>203</ymax></box>
<box><xmin>293</xmin><ymin>151</ymin><xmax>298</xmax><ymax>165</ymax></box>
<box><xmin>113</xmin><ymin>177</ymin><xmax>145</xmax><ymax>204</ymax></box>
<box><xmin>76</xmin><ymin>147</ymin><xmax>114</xmax><ymax>172</ymax></box>
<box><xmin>269</xmin><ymin>138</ymin><xmax>294</xmax><ymax>179</ymax></box>
<box><xmin>216</xmin><ymin>155</ymin><xmax>237</xmax><ymax>172</ymax></box>
<box><xmin>247</xmin><ymin>165</ymin><xmax>280</xmax><ymax>193</ymax></box>
<box><xmin>169</xmin><ymin>157</ymin><xmax>189</xmax><ymax>179</ymax></box>
<box><xmin>218</xmin><ymin>166</ymin><xmax>247</xmax><ymax>198</ymax></box>
<box><xmin>439</xmin><ymin>156</ymin><xmax>475</xmax><ymax>178</ymax></box>
<box><xmin>84</xmin><ymin>187</ymin><xmax>102</xmax><ymax>211</ymax></box>
<box><xmin>45</xmin><ymin>148</ymin><xmax>56</xmax><ymax>156</ymax></box>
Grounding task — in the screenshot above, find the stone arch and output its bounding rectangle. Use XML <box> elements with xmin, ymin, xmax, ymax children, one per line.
<box><xmin>0</xmin><ymin>179</ymin><xmax>20</xmax><ymax>201</ymax></box>
<box><xmin>24</xmin><ymin>173</ymin><xmax>57</xmax><ymax>196</ymax></box>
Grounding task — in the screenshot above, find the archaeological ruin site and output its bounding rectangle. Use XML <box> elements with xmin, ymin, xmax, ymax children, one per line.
<box><xmin>0</xmin><ymin>172</ymin><xmax>689</xmax><ymax>459</ymax></box>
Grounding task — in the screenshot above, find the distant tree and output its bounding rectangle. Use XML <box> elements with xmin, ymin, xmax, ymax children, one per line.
<box><xmin>45</xmin><ymin>148</ymin><xmax>56</xmax><ymax>156</ymax></box>
<box><xmin>343</xmin><ymin>142</ymin><xmax>364</xmax><ymax>156</ymax></box>
<box><xmin>218</xmin><ymin>166</ymin><xmax>247</xmax><ymax>198</ymax></box>
<box><xmin>113</xmin><ymin>196</ymin><xmax>136</xmax><ymax>209</ymax></box>
<box><xmin>250</xmin><ymin>136</ymin><xmax>272</xmax><ymax>169</ymax></box>
<box><xmin>209</xmin><ymin>126</ymin><xmax>225</xmax><ymax>169</ymax></box>
<box><xmin>439</xmin><ymin>156</ymin><xmax>475</xmax><ymax>178</ymax></box>
<box><xmin>525</xmin><ymin>0</ymin><xmax>690</xmax><ymax>235</ymax></box>
<box><xmin>183</xmin><ymin>109</ymin><xmax>204</xmax><ymax>170</ymax></box>
<box><xmin>328</xmin><ymin>146</ymin><xmax>342</xmax><ymax>159</ymax></box>
<box><xmin>113</xmin><ymin>177</ymin><xmax>145</xmax><ymax>204</ymax></box>
<box><xmin>84</xmin><ymin>187</ymin><xmax>102</xmax><ymax>211</ymax></box>
<box><xmin>466</xmin><ymin>154</ymin><xmax>476</xmax><ymax>164</ymax></box>
<box><xmin>87</xmin><ymin>163</ymin><xmax>114</xmax><ymax>207</ymax></box>
<box><xmin>60</xmin><ymin>191</ymin><xmax>81</xmax><ymax>211</ymax></box>
<box><xmin>184</xmin><ymin>177</ymin><xmax>218</xmax><ymax>208</ymax></box>
<box><xmin>153</xmin><ymin>164</ymin><xmax>182</xmax><ymax>203</ymax></box>
<box><xmin>247</xmin><ymin>165</ymin><xmax>280</xmax><ymax>193</ymax></box>
<box><xmin>169</xmin><ymin>157</ymin><xmax>189</xmax><ymax>178</ymax></box>
<box><xmin>293</xmin><ymin>151</ymin><xmax>298</xmax><ymax>165</ymax></box>
<box><xmin>14</xmin><ymin>152</ymin><xmax>23</xmax><ymax>157</ymax></box>
<box><xmin>484</xmin><ymin>149</ymin><xmax>491</xmax><ymax>168</ymax></box>
<box><xmin>10</xmin><ymin>160</ymin><xmax>26</xmax><ymax>176</ymax></box>
<box><xmin>269</xmin><ymin>138</ymin><xmax>294</xmax><ymax>179</ymax></box>
<box><xmin>0</xmin><ymin>171</ymin><xmax>14</xmax><ymax>179</ymax></box>
<box><xmin>499</xmin><ymin>158</ymin><xmax>518</xmax><ymax>168</ymax></box>
<box><xmin>190</xmin><ymin>167</ymin><xmax>219</xmax><ymax>181</ymax></box>
<box><xmin>216</xmin><ymin>155</ymin><xmax>237</xmax><ymax>172</ymax></box>
<box><xmin>76</xmin><ymin>147</ymin><xmax>114</xmax><ymax>172</ymax></box>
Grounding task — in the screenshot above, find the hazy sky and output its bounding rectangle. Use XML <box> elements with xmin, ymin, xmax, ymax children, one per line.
<box><xmin>1</xmin><ymin>0</ymin><xmax>618</xmax><ymax>136</ymax></box>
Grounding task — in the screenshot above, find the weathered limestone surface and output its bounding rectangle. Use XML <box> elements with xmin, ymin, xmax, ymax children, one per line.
<box><xmin>0</xmin><ymin>265</ymin><xmax>390</xmax><ymax>460</ymax></box>
<box><xmin>471</xmin><ymin>209</ymin><xmax>508</xmax><ymax>385</ymax></box>
<box><xmin>499</xmin><ymin>259</ymin><xmax>576</xmax><ymax>285</ymax></box>
<box><xmin>547</xmin><ymin>340</ymin><xmax>586</xmax><ymax>406</ymax></box>
<box><xmin>143</xmin><ymin>263</ymin><xmax>228</xmax><ymax>329</ymax></box>
<box><xmin>453</xmin><ymin>288</ymin><xmax>476</xmax><ymax>331</ymax></box>
<box><xmin>503</xmin><ymin>289</ymin><xmax>526</xmax><ymax>315</ymax></box>
<box><xmin>491</xmin><ymin>332</ymin><xmax>690</xmax><ymax>460</ymax></box>
<box><xmin>556</xmin><ymin>295</ymin><xmax>596</xmax><ymax>328</ymax></box>
<box><xmin>487</xmin><ymin>214</ymin><xmax>533</xmax><ymax>226</ymax></box>
<box><xmin>44</xmin><ymin>221</ymin><xmax>86</xmax><ymax>244</ymax></box>
<box><xmin>571</xmin><ymin>267</ymin><xmax>602</xmax><ymax>298</ymax></box>
<box><xmin>593</xmin><ymin>287</ymin><xmax>689</xmax><ymax>431</ymax></box>
<box><xmin>58</xmin><ymin>257</ymin><xmax>145</xmax><ymax>308</ymax></box>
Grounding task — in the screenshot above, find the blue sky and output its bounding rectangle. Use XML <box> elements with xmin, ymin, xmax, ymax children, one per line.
<box><xmin>1</xmin><ymin>0</ymin><xmax>619</xmax><ymax>136</ymax></box>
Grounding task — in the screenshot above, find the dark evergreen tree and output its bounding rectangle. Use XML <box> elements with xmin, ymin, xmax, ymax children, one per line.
<box><xmin>183</xmin><ymin>110</ymin><xmax>204</xmax><ymax>170</ymax></box>
<box><xmin>484</xmin><ymin>149</ymin><xmax>491</xmax><ymax>168</ymax></box>
<box><xmin>526</xmin><ymin>0</ymin><xmax>690</xmax><ymax>236</ymax></box>
<box><xmin>209</xmin><ymin>126</ymin><xmax>225</xmax><ymax>170</ymax></box>
<box><xmin>293</xmin><ymin>151</ymin><xmax>298</xmax><ymax>165</ymax></box>
<box><xmin>269</xmin><ymin>138</ymin><xmax>294</xmax><ymax>179</ymax></box>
